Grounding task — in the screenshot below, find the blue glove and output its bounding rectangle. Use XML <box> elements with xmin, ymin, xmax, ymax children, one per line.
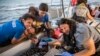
<box><xmin>61</xmin><ymin>52</ymin><xmax>74</xmax><ymax>56</ymax></box>
<box><xmin>41</xmin><ymin>38</ymin><xmax>53</xmax><ymax>42</ymax></box>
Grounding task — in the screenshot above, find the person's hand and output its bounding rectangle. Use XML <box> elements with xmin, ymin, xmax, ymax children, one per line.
<box><xmin>61</xmin><ymin>52</ymin><xmax>74</xmax><ymax>56</ymax></box>
<box><xmin>30</xmin><ymin>37</ymin><xmax>38</xmax><ymax>44</ymax></box>
<box><xmin>53</xmin><ymin>41</ymin><xmax>61</xmax><ymax>46</ymax></box>
<box><xmin>27</xmin><ymin>27</ymin><xmax>35</xmax><ymax>34</ymax></box>
<box><xmin>50</xmin><ymin>41</ymin><xmax>61</xmax><ymax>48</ymax></box>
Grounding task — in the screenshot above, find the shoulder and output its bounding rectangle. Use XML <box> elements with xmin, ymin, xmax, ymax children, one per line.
<box><xmin>44</xmin><ymin>14</ymin><xmax>49</xmax><ymax>21</ymax></box>
<box><xmin>15</xmin><ymin>19</ymin><xmax>25</xmax><ymax>30</ymax></box>
<box><xmin>76</xmin><ymin>23</ymin><xmax>86</xmax><ymax>29</ymax></box>
<box><xmin>76</xmin><ymin>23</ymin><xmax>89</xmax><ymax>33</ymax></box>
<box><xmin>44</xmin><ymin>13</ymin><xmax>49</xmax><ymax>17</ymax></box>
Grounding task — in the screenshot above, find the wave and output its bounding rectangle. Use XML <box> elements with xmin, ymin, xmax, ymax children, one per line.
<box><xmin>0</xmin><ymin>7</ymin><xmax>28</xmax><ymax>11</ymax></box>
<box><xmin>0</xmin><ymin>3</ymin><xmax>35</xmax><ymax>11</ymax></box>
<box><xmin>7</xmin><ymin>6</ymin><xmax>29</xmax><ymax>10</ymax></box>
<box><xmin>0</xmin><ymin>2</ymin><xmax>69</xmax><ymax>11</ymax></box>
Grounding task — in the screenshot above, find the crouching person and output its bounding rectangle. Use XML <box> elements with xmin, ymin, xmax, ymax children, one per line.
<box><xmin>44</xmin><ymin>18</ymin><xmax>100</xmax><ymax>56</ymax></box>
<box><xmin>0</xmin><ymin>13</ymin><xmax>36</xmax><ymax>47</ymax></box>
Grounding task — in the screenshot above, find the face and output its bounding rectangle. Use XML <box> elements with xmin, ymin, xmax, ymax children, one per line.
<box><xmin>23</xmin><ymin>18</ymin><xmax>33</xmax><ymax>29</ymax></box>
<box><xmin>59</xmin><ymin>24</ymin><xmax>70</xmax><ymax>34</ymax></box>
<box><xmin>39</xmin><ymin>10</ymin><xmax>46</xmax><ymax>17</ymax></box>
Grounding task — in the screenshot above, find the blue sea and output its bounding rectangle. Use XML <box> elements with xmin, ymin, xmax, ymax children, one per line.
<box><xmin>0</xmin><ymin>0</ymin><xmax>99</xmax><ymax>23</ymax></box>
<box><xmin>0</xmin><ymin>0</ymin><xmax>70</xmax><ymax>23</ymax></box>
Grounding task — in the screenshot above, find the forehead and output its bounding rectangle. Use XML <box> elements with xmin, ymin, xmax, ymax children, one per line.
<box><xmin>39</xmin><ymin>10</ymin><xmax>46</xmax><ymax>13</ymax></box>
<box><xmin>25</xmin><ymin>18</ymin><xmax>33</xmax><ymax>21</ymax></box>
<box><xmin>59</xmin><ymin>24</ymin><xmax>69</xmax><ymax>27</ymax></box>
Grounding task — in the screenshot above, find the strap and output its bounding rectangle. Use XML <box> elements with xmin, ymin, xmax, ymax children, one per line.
<box><xmin>12</xmin><ymin>20</ymin><xmax>16</xmax><ymax>28</ymax></box>
<box><xmin>86</xmin><ymin>26</ymin><xmax>92</xmax><ymax>37</ymax></box>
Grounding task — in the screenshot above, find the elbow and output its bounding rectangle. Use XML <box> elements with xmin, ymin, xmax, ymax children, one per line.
<box><xmin>91</xmin><ymin>48</ymin><xmax>96</xmax><ymax>55</ymax></box>
<box><xmin>11</xmin><ymin>40</ymin><xmax>18</xmax><ymax>45</ymax></box>
<box><xmin>11</xmin><ymin>41</ymin><xmax>17</xmax><ymax>45</ymax></box>
<box><xmin>88</xmin><ymin>47</ymin><xmax>96</xmax><ymax>55</ymax></box>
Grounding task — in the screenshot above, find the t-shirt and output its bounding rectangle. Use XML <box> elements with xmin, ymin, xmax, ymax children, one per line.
<box><xmin>37</xmin><ymin>14</ymin><xmax>49</xmax><ymax>23</ymax></box>
<box><xmin>74</xmin><ymin>23</ymin><xmax>100</xmax><ymax>51</ymax></box>
<box><xmin>34</xmin><ymin>14</ymin><xmax>49</xmax><ymax>28</ymax></box>
<box><xmin>0</xmin><ymin>19</ymin><xmax>25</xmax><ymax>45</ymax></box>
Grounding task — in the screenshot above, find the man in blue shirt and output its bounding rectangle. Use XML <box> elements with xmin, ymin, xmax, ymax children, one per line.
<box><xmin>0</xmin><ymin>13</ymin><xmax>35</xmax><ymax>46</ymax></box>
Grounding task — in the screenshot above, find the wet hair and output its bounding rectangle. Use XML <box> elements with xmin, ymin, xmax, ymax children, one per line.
<box><xmin>28</xmin><ymin>6</ymin><xmax>38</xmax><ymax>16</ymax></box>
<box><xmin>39</xmin><ymin>3</ymin><xmax>48</xmax><ymax>12</ymax></box>
<box><xmin>20</xmin><ymin>13</ymin><xmax>36</xmax><ymax>21</ymax></box>
<box><xmin>59</xmin><ymin>18</ymin><xmax>77</xmax><ymax>52</ymax></box>
<box><xmin>77</xmin><ymin>0</ymin><xmax>87</xmax><ymax>5</ymax></box>
<box><xmin>59</xmin><ymin>18</ymin><xmax>76</xmax><ymax>36</ymax></box>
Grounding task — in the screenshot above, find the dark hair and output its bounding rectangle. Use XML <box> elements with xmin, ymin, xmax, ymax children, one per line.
<box><xmin>72</xmin><ymin>13</ymin><xmax>87</xmax><ymax>23</ymax></box>
<box><xmin>59</xmin><ymin>18</ymin><xmax>77</xmax><ymax>53</ymax></box>
<box><xmin>28</xmin><ymin>6</ymin><xmax>38</xmax><ymax>16</ymax></box>
<box><xmin>77</xmin><ymin>0</ymin><xmax>87</xmax><ymax>5</ymax></box>
<box><xmin>20</xmin><ymin>13</ymin><xmax>36</xmax><ymax>21</ymax></box>
<box><xmin>39</xmin><ymin>3</ymin><xmax>48</xmax><ymax>12</ymax></box>
<box><xmin>59</xmin><ymin>18</ymin><xmax>76</xmax><ymax>36</ymax></box>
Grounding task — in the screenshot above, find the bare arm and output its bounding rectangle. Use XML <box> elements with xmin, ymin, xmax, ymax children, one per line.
<box><xmin>11</xmin><ymin>33</ymin><xmax>28</xmax><ymax>44</ymax></box>
<box><xmin>87</xmin><ymin>11</ymin><xmax>94</xmax><ymax>21</ymax></box>
<box><xmin>74</xmin><ymin>38</ymin><xmax>96</xmax><ymax>56</ymax></box>
<box><xmin>11</xmin><ymin>27</ymin><xmax>35</xmax><ymax>44</ymax></box>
